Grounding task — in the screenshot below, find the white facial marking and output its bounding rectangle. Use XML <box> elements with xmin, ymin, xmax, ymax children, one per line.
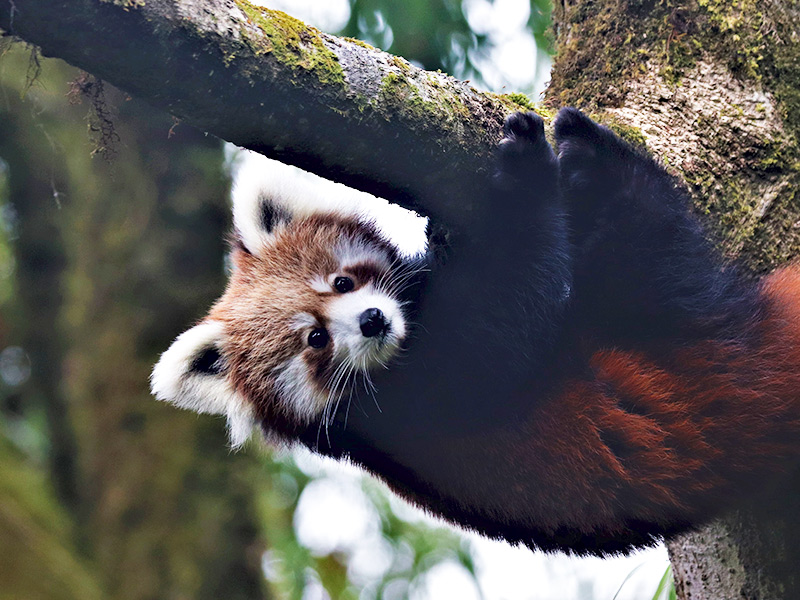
<box><xmin>327</xmin><ymin>285</ymin><xmax>406</xmax><ymax>369</ymax></box>
<box><xmin>334</xmin><ymin>238</ymin><xmax>393</xmax><ymax>274</ymax></box>
<box><xmin>274</xmin><ymin>355</ymin><xmax>328</xmax><ymax>422</ymax></box>
<box><xmin>290</xmin><ymin>312</ymin><xmax>319</xmax><ymax>331</ymax></box>
<box><xmin>309</xmin><ymin>275</ymin><xmax>330</xmax><ymax>293</ymax></box>
<box><xmin>150</xmin><ymin>320</ymin><xmax>255</xmax><ymax>448</ymax></box>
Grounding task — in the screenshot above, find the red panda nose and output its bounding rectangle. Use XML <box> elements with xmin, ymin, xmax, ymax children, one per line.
<box><xmin>359</xmin><ymin>308</ymin><xmax>387</xmax><ymax>338</ymax></box>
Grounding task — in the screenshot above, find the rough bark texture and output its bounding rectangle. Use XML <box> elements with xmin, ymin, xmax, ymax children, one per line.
<box><xmin>0</xmin><ymin>0</ymin><xmax>533</xmax><ymax>232</ymax></box>
<box><xmin>547</xmin><ymin>1</ymin><xmax>800</xmax><ymax>597</ymax></box>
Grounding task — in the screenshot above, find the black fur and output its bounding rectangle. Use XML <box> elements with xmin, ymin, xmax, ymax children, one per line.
<box><xmin>191</xmin><ymin>346</ymin><xmax>225</xmax><ymax>375</ymax></box>
<box><xmin>259</xmin><ymin>194</ymin><xmax>291</xmax><ymax>233</ymax></box>
<box><xmin>297</xmin><ymin>109</ymin><xmax>767</xmax><ymax>555</ymax></box>
<box><xmin>555</xmin><ymin>108</ymin><xmax>758</xmax><ymax>347</ymax></box>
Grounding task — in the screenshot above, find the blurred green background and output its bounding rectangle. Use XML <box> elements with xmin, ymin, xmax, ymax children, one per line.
<box><xmin>0</xmin><ymin>2</ymin><xmax>672</xmax><ymax>599</ymax></box>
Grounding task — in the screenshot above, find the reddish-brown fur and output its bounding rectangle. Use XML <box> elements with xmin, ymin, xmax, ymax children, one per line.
<box><xmin>450</xmin><ymin>265</ymin><xmax>800</xmax><ymax>538</ymax></box>
<box><xmin>209</xmin><ymin>214</ymin><xmax>397</xmax><ymax>436</ymax></box>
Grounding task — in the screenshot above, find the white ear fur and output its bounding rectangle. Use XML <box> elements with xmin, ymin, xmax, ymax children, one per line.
<box><xmin>151</xmin><ymin>320</ymin><xmax>255</xmax><ymax>448</ymax></box>
<box><xmin>231</xmin><ymin>154</ymin><xmax>366</xmax><ymax>255</ymax></box>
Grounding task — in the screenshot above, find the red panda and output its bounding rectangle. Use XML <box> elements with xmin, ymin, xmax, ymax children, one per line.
<box><xmin>152</xmin><ymin>108</ymin><xmax>800</xmax><ymax>555</ymax></box>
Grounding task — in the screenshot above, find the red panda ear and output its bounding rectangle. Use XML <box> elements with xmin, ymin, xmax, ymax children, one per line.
<box><xmin>231</xmin><ymin>156</ymin><xmax>366</xmax><ymax>255</ymax></box>
<box><xmin>151</xmin><ymin>320</ymin><xmax>254</xmax><ymax>448</ymax></box>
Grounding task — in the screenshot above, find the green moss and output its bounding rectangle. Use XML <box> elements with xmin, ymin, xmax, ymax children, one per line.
<box><xmin>601</xmin><ymin>118</ymin><xmax>648</xmax><ymax>148</ymax></box>
<box><xmin>548</xmin><ymin>0</ymin><xmax>782</xmax><ymax>110</ymax></box>
<box><xmin>548</xmin><ymin>0</ymin><xmax>800</xmax><ymax>271</ymax></box>
<box><xmin>233</xmin><ymin>1</ymin><xmax>344</xmax><ymax>87</ymax></box>
<box><xmin>546</xmin><ymin>1</ymin><xmax>667</xmax><ymax>109</ymax></box>
<box><xmin>378</xmin><ymin>72</ymin><xmax>431</xmax><ymax>120</ymax></box>
<box><xmin>757</xmin><ymin>137</ymin><xmax>800</xmax><ymax>172</ymax></box>
<box><xmin>504</xmin><ymin>92</ymin><xmax>535</xmax><ymax>111</ymax></box>
<box><xmin>488</xmin><ymin>92</ymin><xmax>554</xmax><ymax>122</ymax></box>
<box><xmin>532</xmin><ymin>105</ymin><xmax>557</xmax><ymax>121</ymax></box>
<box><xmin>696</xmin><ymin>0</ymin><xmax>765</xmax><ymax>79</ymax></box>
<box><xmin>772</xmin><ymin>34</ymin><xmax>800</xmax><ymax>143</ymax></box>
<box><xmin>343</xmin><ymin>37</ymin><xmax>377</xmax><ymax>51</ymax></box>
<box><xmin>662</xmin><ymin>35</ymin><xmax>701</xmax><ymax>86</ymax></box>
<box><xmin>378</xmin><ymin>71</ymin><xmax>470</xmax><ymax>125</ymax></box>
<box><xmin>390</xmin><ymin>56</ymin><xmax>412</xmax><ymax>72</ymax></box>
<box><xmin>668</xmin><ymin>0</ymin><xmax>799</xmax><ymax>147</ymax></box>
<box><xmin>748</xmin><ymin>176</ymin><xmax>800</xmax><ymax>270</ymax></box>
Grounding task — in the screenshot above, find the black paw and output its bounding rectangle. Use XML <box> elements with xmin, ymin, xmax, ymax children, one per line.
<box><xmin>554</xmin><ymin>107</ymin><xmax>641</xmax><ymax>199</ymax></box>
<box><xmin>502</xmin><ymin>111</ymin><xmax>545</xmax><ymax>144</ymax></box>
<box><xmin>494</xmin><ymin>111</ymin><xmax>556</xmax><ymax>192</ymax></box>
<box><xmin>553</xmin><ymin>107</ymin><xmax>606</xmax><ymax>150</ymax></box>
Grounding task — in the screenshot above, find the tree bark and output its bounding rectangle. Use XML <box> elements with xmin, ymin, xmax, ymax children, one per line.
<box><xmin>548</xmin><ymin>1</ymin><xmax>800</xmax><ymax>597</ymax></box>
<box><xmin>3</xmin><ymin>0</ymin><xmax>800</xmax><ymax>597</ymax></box>
<box><xmin>0</xmin><ymin>0</ymin><xmax>533</xmax><ymax>231</ymax></box>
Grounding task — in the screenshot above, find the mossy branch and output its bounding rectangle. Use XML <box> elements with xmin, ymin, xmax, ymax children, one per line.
<box><xmin>0</xmin><ymin>0</ymin><xmax>532</xmax><ymax>231</ymax></box>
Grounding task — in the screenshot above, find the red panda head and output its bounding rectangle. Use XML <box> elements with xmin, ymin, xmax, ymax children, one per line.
<box><xmin>151</xmin><ymin>165</ymin><xmax>414</xmax><ymax>447</ymax></box>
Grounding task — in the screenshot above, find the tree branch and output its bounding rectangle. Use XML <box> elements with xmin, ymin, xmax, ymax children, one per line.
<box><xmin>0</xmin><ymin>0</ymin><xmax>530</xmax><ymax>230</ymax></box>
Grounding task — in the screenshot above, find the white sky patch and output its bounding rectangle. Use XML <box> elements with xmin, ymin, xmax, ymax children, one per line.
<box><xmin>294</xmin><ymin>476</ymin><xmax>380</xmax><ymax>556</ymax></box>
<box><xmin>250</xmin><ymin>0</ymin><xmax>350</xmax><ymax>32</ymax></box>
<box><xmin>482</xmin><ymin>33</ymin><xmax>541</xmax><ymax>92</ymax></box>
<box><xmin>414</xmin><ymin>561</ymin><xmax>482</xmax><ymax>600</ymax></box>
<box><xmin>462</xmin><ymin>0</ymin><xmax>550</xmax><ymax>96</ymax></box>
<box><xmin>463</xmin><ymin>0</ymin><xmax>530</xmax><ymax>36</ymax></box>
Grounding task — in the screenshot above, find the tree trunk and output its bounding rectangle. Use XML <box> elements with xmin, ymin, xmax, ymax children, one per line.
<box><xmin>547</xmin><ymin>1</ymin><xmax>800</xmax><ymax>597</ymax></box>
<box><xmin>3</xmin><ymin>0</ymin><xmax>800</xmax><ymax>596</ymax></box>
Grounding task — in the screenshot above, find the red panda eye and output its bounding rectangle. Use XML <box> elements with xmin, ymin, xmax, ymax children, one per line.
<box><xmin>308</xmin><ymin>328</ymin><xmax>330</xmax><ymax>349</ymax></box>
<box><xmin>334</xmin><ymin>276</ymin><xmax>355</xmax><ymax>293</ymax></box>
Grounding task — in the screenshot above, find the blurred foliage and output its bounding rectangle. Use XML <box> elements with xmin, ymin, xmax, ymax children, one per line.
<box><xmin>650</xmin><ymin>566</ymin><xmax>677</xmax><ymax>600</ymax></box>
<box><xmin>0</xmin><ymin>44</ymin><xmax>265</xmax><ymax>599</ymax></box>
<box><xmin>254</xmin><ymin>451</ymin><xmax>477</xmax><ymax>600</ymax></box>
<box><xmin>342</xmin><ymin>0</ymin><xmax>552</xmax><ymax>88</ymax></box>
<box><xmin>0</xmin><ymin>436</ymin><xmax>102</xmax><ymax>600</ymax></box>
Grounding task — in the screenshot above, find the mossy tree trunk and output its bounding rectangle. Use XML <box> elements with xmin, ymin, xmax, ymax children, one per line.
<box><xmin>2</xmin><ymin>0</ymin><xmax>800</xmax><ymax>597</ymax></box>
<box><xmin>547</xmin><ymin>1</ymin><xmax>800</xmax><ymax>597</ymax></box>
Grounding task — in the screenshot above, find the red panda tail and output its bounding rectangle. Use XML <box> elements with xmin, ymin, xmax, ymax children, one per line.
<box><xmin>526</xmin><ymin>264</ymin><xmax>800</xmax><ymax>536</ymax></box>
<box><xmin>761</xmin><ymin>264</ymin><xmax>800</xmax><ymax>350</ymax></box>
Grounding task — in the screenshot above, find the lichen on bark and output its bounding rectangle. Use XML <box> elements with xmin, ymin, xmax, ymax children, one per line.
<box><xmin>549</xmin><ymin>0</ymin><xmax>800</xmax><ymax>273</ymax></box>
<box><xmin>233</xmin><ymin>1</ymin><xmax>345</xmax><ymax>87</ymax></box>
<box><xmin>548</xmin><ymin>1</ymin><xmax>800</xmax><ymax>598</ymax></box>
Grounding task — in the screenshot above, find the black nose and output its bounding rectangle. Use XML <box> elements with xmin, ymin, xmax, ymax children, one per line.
<box><xmin>359</xmin><ymin>308</ymin><xmax>387</xmax><ymax>338</ymax></box>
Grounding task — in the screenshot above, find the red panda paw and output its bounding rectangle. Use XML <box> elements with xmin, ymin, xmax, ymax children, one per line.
<box><xmin>494</xmin><ymin>111</ymin><xmax>557</xmax><ymax>195</ymax></box>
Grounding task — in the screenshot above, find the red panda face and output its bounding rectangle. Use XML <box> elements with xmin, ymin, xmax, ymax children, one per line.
<box><xmin>212</xmin><ymin>215</ymin><xmax>407</xmax><ymax>436</ymax></box>
<box><xmin>151</xmin><ymin>168</ymin><xmax>414</xmax><ymax>447</ymax></box>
